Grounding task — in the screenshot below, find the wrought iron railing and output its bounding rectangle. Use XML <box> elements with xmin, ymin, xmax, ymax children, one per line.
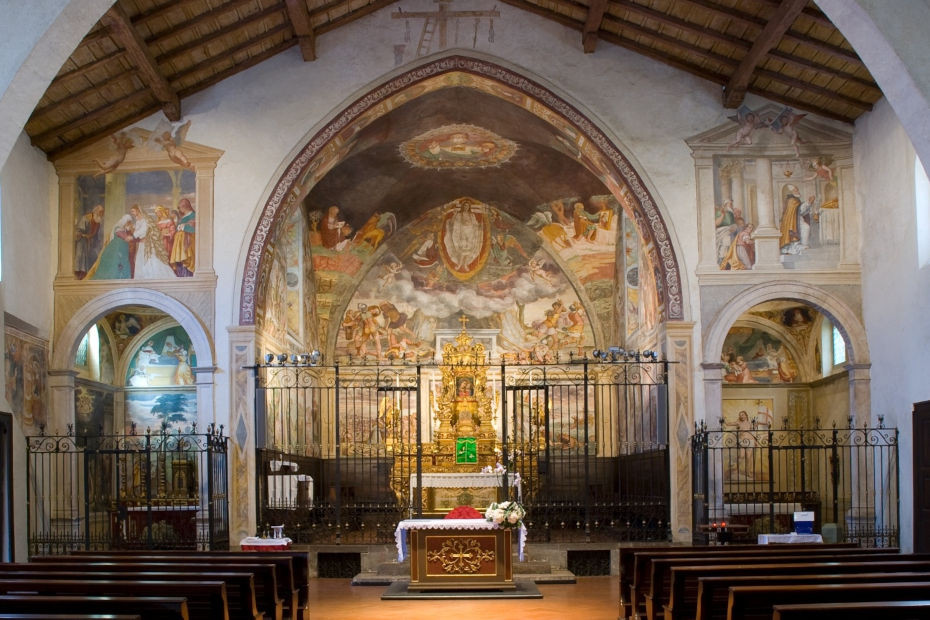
<box><xmin>253</xmin><ymin>358</ymin><xmax>671</xmax><ymax>545</ymax></box>
<box><xmin>27</xmin><ymin>424</ymin><xmax>229</xmax><ymax>555</ymax></box>
<box><xmin>691</xmin><ymin>417</ymin><xmax>899</xmax><ymax>547</ymax></box>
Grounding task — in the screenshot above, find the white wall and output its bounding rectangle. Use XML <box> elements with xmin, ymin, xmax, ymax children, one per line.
<box><xmin>854</xmin><ymin>97</ymin><xmax>930</xmax><ymax>550</ymax></box>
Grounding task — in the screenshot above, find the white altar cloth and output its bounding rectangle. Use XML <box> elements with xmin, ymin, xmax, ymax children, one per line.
<box><xmin>758</xmin><ymin>533</ymin><xmax>823</xmax><ymax>544</ymax></box>
<box><xmin>395</xmin><ymin>518</ymin><xmax>526</xmax><ymax>562</ymax></box>
<box><xmin>409</xmin><ymin>472</ymin><xmax>522</xmax><ymax>499</ymax></box>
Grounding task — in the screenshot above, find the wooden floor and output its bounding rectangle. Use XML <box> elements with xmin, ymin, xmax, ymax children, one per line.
<box><xmin>308</xmin><ymin>576</ymin><xmax>620</xmax><ymax>619</ymax></box>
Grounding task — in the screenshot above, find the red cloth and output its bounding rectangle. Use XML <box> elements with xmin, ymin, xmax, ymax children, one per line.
<box><xmin>445</xmin><ymin>505</ymin><xmax>483</xmax><ymax>519</ymax></box>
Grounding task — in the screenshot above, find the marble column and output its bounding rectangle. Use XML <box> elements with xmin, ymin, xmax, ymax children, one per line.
<box><xmin>752</xmin><ymin>157</ymin><xmax>783</xmax><ymax>269</ymax></box>
<box><xmin>845</xmin><ymin>362</ymin><xmax>872</xmax><ymax>426</ymax></box>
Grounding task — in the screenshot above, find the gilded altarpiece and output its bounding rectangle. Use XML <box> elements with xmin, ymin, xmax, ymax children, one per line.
<box><xmin>394</xmin><ymin>322</ymin><xmax>540</xmax><ymax>515</ymax></box>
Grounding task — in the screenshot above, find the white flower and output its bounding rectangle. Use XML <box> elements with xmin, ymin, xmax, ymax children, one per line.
<box><xmin>507</xmin><ymin>513</ymin><xmax>520</xmax><ymax>524</ymax></box>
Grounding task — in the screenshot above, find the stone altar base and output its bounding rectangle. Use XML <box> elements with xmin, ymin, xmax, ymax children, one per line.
<box><xmin>381</xmin><ymin>579</ymin><xmax>542</xmax><ymax>599</ymax></box>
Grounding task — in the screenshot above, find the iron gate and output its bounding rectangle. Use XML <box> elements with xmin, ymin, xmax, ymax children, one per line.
<box><xmin>255</xmin><ymin>358</ymin><xmax>670</xmax><ymax>544</ymax></box>
<box><xmin>27</xmin><ymin>424</ymin><xmax>229</xmax><ymax>555</ymax></box>
<box><xmin>691</xmin><ymin>418</ymin><xmax>899</xmax><ymax>546</ymax></box>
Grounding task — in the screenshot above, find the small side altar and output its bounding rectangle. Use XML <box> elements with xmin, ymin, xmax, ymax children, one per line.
<box><xmin>395</xmin><ymin>518</ymin><xmax>526</xmax><ymax>591</ymax></box>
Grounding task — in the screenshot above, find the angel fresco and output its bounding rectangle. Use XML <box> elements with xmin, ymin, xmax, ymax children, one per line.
<box><xmin>94</xmin><ymin>131</ymin><xmax>136</xmax><ymax>176</ymax></box>
<box><xmin>727</xmin><ymin>105</ymin><xmax>768</xmax><ymax>150</ymax></box>
<box><xmin>148</xmin><ymin>119</ymin><xmax>195</xmax><ymax>170</ymax></box>
<box><xmin>768</xmin><ymin>107</ymin><xmax>806</xmax><ymax>157</ymax></box>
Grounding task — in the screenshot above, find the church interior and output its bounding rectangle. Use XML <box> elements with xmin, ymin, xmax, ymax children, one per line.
<box><xmin>2</xmin><ymin>0</ymin><xmax>930</xmax><ymax>617</ymax></box>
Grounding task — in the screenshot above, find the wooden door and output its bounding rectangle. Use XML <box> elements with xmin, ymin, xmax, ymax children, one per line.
<box><xmin>914</xmin><ymin>400</ymin><xmax>930</xmax><ymax>552</ymax></box>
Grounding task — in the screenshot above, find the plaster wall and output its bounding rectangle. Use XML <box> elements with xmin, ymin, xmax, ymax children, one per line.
<box><xmin>0</xmin><ymin>132</ymin><xmax>56</xmax><ymax>339</ymax></box>
<box><xmin>0</xmin><ymin>130</ymin><xmax>56</xmax><ymax>561</ymax></box>
<box><xmin>854</xmin><ymin>97</ymin><xmax>930</xmax><ymax>551</ymax></box>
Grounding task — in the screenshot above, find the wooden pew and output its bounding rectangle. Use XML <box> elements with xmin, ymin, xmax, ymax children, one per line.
<box><xmin>34</xmin><ymin>555</ymin><xmax>284</xmax><ymax>620</ymax></box>
<box><xmin>70</xmin><ymin>549</ymin><xmax>309</xmax><ymax>620</ymax></box>
<box><xmin>0</xmin><ymin>594</ymin><xmax>189</xmax><ymax>620</ymax></box>
<box><xmin>0</xmin><ymin>616</ymin><xmax>141</xmax><ymax>619</ymax></box>
<box><xmin>0</xmin><ymin>566</ymin><xmax>261</xmax><ymax>620</ymax></box>
<box><xmin>0</xmin><ymin>579</ymin><xmax>228</xmax><ymax>620</ymax></box>
<box><xmin>0</xmin><ymin>615</ymin><xmax>142</xmax><ymax>619</ymax></box>
<box><xmin>688</xmin><ymin>564</ymin><xmax>930</xmax><ymax>620</ymax></box>
<box><xmin>59</xmin><ymin>553</ymin><xmax>293</xmax><ymax>620</ymax></box>
<box><xmin>726</xmin><ymin>581</ymin><xmax>930</xmax><ymax>620</ymax></box>
<box><xmin>772</xmin><ymin>599</ymin><xmax>930</xmax><ymax>619</ymax></box>
<box><xmin>618</xmin><ymin>543</ymin><xmax>857</xmax><ymax>619</ymax></box>
<box><xmin>633</xmin><ymin>546</ymin><xmax>898</xmax><ymax>620</ymax></box>
<box><xmin>629</xmin><ymin>544</ymin><xmax>871</xmax><ymax>617</ymax></box>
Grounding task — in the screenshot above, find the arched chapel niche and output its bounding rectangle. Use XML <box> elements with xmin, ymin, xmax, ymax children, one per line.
<box><xmin>703</xmin><ymin>282</ymin><xmax>871</xmax><ymax>434</ymax></box>
<box><xmin>72</xmin><ymin>306</ymin><xmax>200</xmax><ymax>436</ymax></box>
<box><xmin>52</xmin><ymin>289</ymin><xmax>216</xmax><ymax>438</ymax></box>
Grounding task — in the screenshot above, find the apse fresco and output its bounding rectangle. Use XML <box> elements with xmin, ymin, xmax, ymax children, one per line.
<box><xmin>722</xmin><ymin>327</ymin><xmax>798</xmax><ymax>384</ymax></box>
<box><xmin>4</xmin><ymin>327</ymin><xmax>48</xmax><ymax>429</ymax></box>
<box><xmin>721</xmin><ymin>398</ymin><xmax>774</xmax><ymax>483</ymax></box>
<box><xmin>623</xmin><ymin>214</ymin><xmax>641</xmax><ymax>338</ymax></box>
<box><xmin>330</xmin><ymin>195</ymin><xmax>607</xmax><ymax>363</ymax></box>
<box><xmin>126</xmin><ymin>326</ymin><xmax>196</xmax><ymax>387</ymax></box>
<box><xmin>125</xmin><ymin>390</ymin><xmax>197</xmax><ymax>433</ymax></box>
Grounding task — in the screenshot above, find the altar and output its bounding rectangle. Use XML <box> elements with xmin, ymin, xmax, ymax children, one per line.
<box><xmin>408</xmin><ymin>472</ymin><xmax>522</xmax><ymax>517</ymax></box>
<box><xmin>395</xmin><ymin>518</ymin><xmax>526</xmax><ymax>591</ymax></box>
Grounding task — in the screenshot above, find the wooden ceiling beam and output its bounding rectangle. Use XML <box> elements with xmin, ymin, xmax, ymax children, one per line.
<box><xmin>31</xmin><ymin>88</ymin><xmax>153</xmax><ymax>147</ymax></box>
<box><xmin>599</xmin><ymin>10</ymin><xmax>870</xmax><ymax>112</ymax></box>
<box><xmin>284</xmin><ymin>0</ymin><xmax>317</xmax><ymax>61</ymax></box>
<box><xmin>754</xmin><ymin>67</ymin><xmax>872</xmax><ymax>112</ymax></box>
<box><xmin>30</xmin><ymin>70</ymin><xmax>138</xmax><ymax>122</ymax></box>
<box><xmin>519</xmin><ymin>0</ymin><xmax>858</xmax><ymax>122</ymax></box>
<box><xmin>178</xmin><ymin>36</ymin><xmax>298</xmax><ymax>100</ymax></box>
<box><xmin>172</xmin><ymin>23</ymin><xmax>292</xmax><ymax>86</ymax></box>
<box><xmin>147</xmin><ymin>0</ymin><xmax>260</xmax><ymax>49</ymax></box>
<box><xmin>156</xmin><ymin>4</ymin><xmax>285</xmax><ymax>65</ymax></box>
<box><xmin>723</xmin><ymin>0</ymin><xmax>808</xmax><ymax>108</ymax></box>
<box><xmin>760</xmin><ymin>0</ymin><xmax>834</xmax><ymax>28</ymax></box>
<box><xmin>685</xmin><ymin>0</ymin><xmax>865</xmax><ymax>67</ymax></box>
<box><xmin>47</xmin><ymin>106</ymin><xmax>158</xmax><ymax>161</ymax></box>
<box><xmin>613</xmin><ymin>0</ymin><xmax>750</xmax><ymax>51</ymax></box>
<box><xmin>99</xmin><ymin>4</ymin><xmax>180</xmax><ymax>121</ymax></box>
<box><xmin>582</xmin><ymin>0</ymin><xmax>609</xmax><ymax>53</ymax></box>
<box><xmin>765</xmin><ymin>49</ymin><xmax>880</xmax><ymax>95</ymax></box>
<box><xmin>315</xmin><ymin>0</ymin><xmax>402</xmax><ymax>36</ymax></box>
<box><xmin>51</xmin><ymin>50</ymin><xmax>127</xmax><ymax>87</ymax></box>
<box><xmin>611</xmin><ymin>0</ymin><xmax>877</xmax><ymax>95</ymax></box>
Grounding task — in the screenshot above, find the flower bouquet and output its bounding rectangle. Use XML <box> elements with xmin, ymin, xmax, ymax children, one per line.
<box><xmin>485</xmin><ymin>499</ymin><xmax>526</xmax><ymax>529</ymax></box>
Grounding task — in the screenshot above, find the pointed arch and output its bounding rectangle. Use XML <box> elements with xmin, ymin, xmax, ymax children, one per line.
<box><xmin>237</xmin><ymin>54</ymin><xmax>685</xmax><ymax>327</ymax></box>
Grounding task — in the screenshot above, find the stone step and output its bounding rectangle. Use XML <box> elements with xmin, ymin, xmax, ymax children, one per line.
<box><xmin>351</xmin><ymin>568</ymin><xmax>575</xmax><ymax>586</ymax></box>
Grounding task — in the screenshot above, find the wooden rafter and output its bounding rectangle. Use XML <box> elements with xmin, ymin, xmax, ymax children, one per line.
<box><xmin>156</xmin><ymin>4</ymin><xmax>286</xmax><ymax>66</ymax></box>
<box><xmin>174</xmin><ymin>24</ymin><xmax>294</xmax><ymax>91</ymax></box>
<box><xmin>685</xmin><ymin>0</ymin><xmax>864</xmax><ymax>66</ymax></box>
<box><xmin>315</xmin><ymin>0</ymin><xmax>401</xmax><ymax>36</ymax></box>
<box><xmin>50</xmin><ymin>50</ymin><xmax>127</xmax><ymax>88</ymax></box>
<box><xmin>99</xmin><ymin>4</ymin><xmax>180</xmax><ymax>121</ymax></box>
<box><xmin>32</xmin><ymin>88</ymin><xmax>153</xmax><ymax>147</ymax></box>
<box><xmin>723</xmin><ymin>0</ymin><xmax>809</xmax><ymax>108</ymax></box>
<box><xmin>285</xmin><ymin>0</ymin><xmax>317</xmax><ymax>61</ymax></box>
<box><xmin>31</xmin><ymin>70</ymin><xmax>138</xmax><ymax>122</ymax></box>
<box><xmin>146</xmin><ymin>0</ymin><xmax>260</xmax><ymax>49</ymax></box>
<box><xmin>582</xmin><ymin>0</ymin><xmax>609</xmax><ymax>53</ymax></box>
